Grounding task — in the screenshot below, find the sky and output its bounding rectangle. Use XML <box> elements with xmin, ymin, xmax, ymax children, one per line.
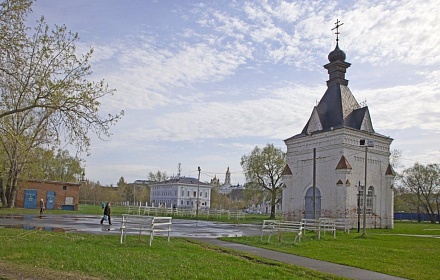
<box><xmin>29</xmin><ymin>0</ymin><xmax>440</xmax><ymax>186</ymax></box>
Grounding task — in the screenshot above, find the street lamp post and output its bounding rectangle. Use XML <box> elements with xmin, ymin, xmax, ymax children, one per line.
<box><xmin>360</xmin><ymin>139</ymin><xmax>374</xmax><ymax>237</ymax></box>
<box><xmin>196</xmin><ymin>166</ymin><xmax>201</xmax><ymax>218</ymax></box>
<box><xmin>357</xmin><ymin>181</ymin><xmax>362</xmax><ymax>233</ymax></box>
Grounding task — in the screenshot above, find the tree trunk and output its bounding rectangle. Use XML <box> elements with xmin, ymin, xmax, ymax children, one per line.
<box><xmin>269</xmin><ymin>190</ymin><xmax>276</xmax><ymax>219</ymax></box>
<box><xmin>0</xmin><ymin>178</ymin><xmax>5</xmax><ymax>207</ymax></box>
<box><xmin>5</xmin><ymin>156</ymin><xmax>20</xmax><ymax>208</ymax></box>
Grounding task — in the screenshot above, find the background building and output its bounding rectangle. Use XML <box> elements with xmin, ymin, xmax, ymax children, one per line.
<box><xmin>150</xmin><ymin>177</ymin><xmax>212</xmax><ymax>209</ymax></box>
<box><xmin>16</xmin><ymin>180</ymin><xmax>80</xmax><ymax>211</ymax></box>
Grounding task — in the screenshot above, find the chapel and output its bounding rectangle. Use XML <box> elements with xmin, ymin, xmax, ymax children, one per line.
<box><xmin>281</xmin><ymin>21</ymin><xmax>395</xmax><ymax>228</ymax></box>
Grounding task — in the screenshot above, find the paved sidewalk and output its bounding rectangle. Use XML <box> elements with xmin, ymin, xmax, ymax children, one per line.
<box><xmin>196</xmin><ymin>238</ymin><xmax>407</xmax><ymax>280</ymax></box>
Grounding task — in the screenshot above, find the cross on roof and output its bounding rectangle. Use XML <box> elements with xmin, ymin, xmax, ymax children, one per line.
<box><xmin>331</xmin><ymin>19</ymin><xmax>344</xmax><ymax>42</ymax></box>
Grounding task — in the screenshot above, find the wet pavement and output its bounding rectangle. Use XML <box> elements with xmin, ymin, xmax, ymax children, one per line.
<box><xmin>0</xmin><ymin>214</ymin><xmax>262</xmax><ymax>238</ymax></box>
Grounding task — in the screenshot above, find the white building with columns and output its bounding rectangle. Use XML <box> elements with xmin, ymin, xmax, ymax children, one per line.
<box><xmin>150</xmin><ymin>177</ymin><xmax>212</xmax><ymax>209</ymax></box>
<box><xmin>281</xmin><ymin>37</ymin><xmax>395</xmax><ymax>229</ymax></box>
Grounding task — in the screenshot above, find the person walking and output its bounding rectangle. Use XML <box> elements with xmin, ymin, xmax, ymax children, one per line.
<box><xmin>100</xmin><ymin>202</ymin><xmax>112</xmax><ymax>225</ymax></box>
<box><xmin>39</xmin><ymin>199</ymin><xmax>45</xmax><ymax>215</ymax></box>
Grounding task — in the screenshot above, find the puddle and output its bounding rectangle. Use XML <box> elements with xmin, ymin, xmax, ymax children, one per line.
<box><xmin>0</xmin><ymin>215</ymin><xmax>25</xmax><ymax>221</ymax></box>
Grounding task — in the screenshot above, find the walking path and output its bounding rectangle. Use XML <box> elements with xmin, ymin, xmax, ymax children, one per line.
<box><xmin>195</xmin><ymin>238</ymin><xmax>407</xmax><ymax>280</ymax></box>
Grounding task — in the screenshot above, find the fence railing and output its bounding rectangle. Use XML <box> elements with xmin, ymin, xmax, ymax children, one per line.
<box><xmin>394</xmin><ymin>212</ymin><xmax>439</xmax><ymax>222</ymax></box>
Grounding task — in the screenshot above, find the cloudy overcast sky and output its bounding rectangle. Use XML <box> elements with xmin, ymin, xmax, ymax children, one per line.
<box><xmin>30</xmin><ymin>0</ymin><xmax>440</xmax><ymax>185</ymax></box>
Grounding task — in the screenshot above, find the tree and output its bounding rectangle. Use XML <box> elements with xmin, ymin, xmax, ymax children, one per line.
<box><xmin>79</xmin><ymin>180</ymin><xmax>102</xmax><ymax>205</ymax></box>
<box><xmin>21</xmin><ymin>148</ymin><xmax>82</xmax><ymax>182</ymax></box>
<box><xmin>117</xmin><ymin>177</ymin><xmax>132</xmax><ymax>203</ymax></box>
<box><xmin>243</xmin><ymin>181</ymin><xmax>267</xmax><ymax>207</ymax></box>
<box><xmin>390</xmin><ymin>149</ymin><xmax>403</xmax><ymax>170</ymax></box>
<box><xmin>399</xmin><ymin>163</ymin><xmax>440</xmax><ymax>223</ymax></box>
<box><xmin>148</xmin><ymin>170</ymin><xmax>168</xmax><ymax>182</ymax></box>
<box><xmin>241</xmin><ymin>144</ymin><xmax>286</xmax><ymax>219</ymax></box>
<box><xmin>0</xmin><ymin>1</ymin><xmax>123</xmax><ymax>207</ymax></box>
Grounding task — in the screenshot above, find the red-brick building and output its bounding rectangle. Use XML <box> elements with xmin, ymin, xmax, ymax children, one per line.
<box><xmin>16</xmin><ymin>180</ymin><xmax>80</xmax><ymax>211</ymax></box>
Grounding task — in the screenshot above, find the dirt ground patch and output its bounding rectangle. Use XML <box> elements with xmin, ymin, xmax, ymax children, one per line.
<box><xmin>0</xmin><ymin>262</ymin><xmax>101</xmax><ymax>280</ymax></box>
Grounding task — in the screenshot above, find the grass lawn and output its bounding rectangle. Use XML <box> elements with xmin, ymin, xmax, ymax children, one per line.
<box><xmin>2</xmin><ymin>206</ymin><xmax>439</xmax><ymax>279</ymax></box>
<box><xmin>225</xmin><ymin>222</ymin><xmax>440</xmax><ymax>280</ymax></box>
<box><xmin>0</xmin><ymin>228</ymin><xmax>344</xmax><ymax>280</ymax></box>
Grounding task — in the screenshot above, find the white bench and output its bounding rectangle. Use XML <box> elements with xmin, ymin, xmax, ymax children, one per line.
<box><xmin>303</xmin><ymin>218</ymin><xmax>351</xmax><ymax>239</ymax></box>
<box><xmin>261</xmin><ymin>220</ymin><xmax>303</xmax><ymax>244</ymax></box>
<box><xmin>319</xmin><ymin>218</ymin><xmax>337</xmax><ymax>238</ymax></box>
<box><xmin>120</xmin><ymin>214</ymin><xmax>172</xmax><ymax>246</ymax></box>
<box><xmin>301</xmin><ymin>219</ymin><xmax>322</xmax><ymax>239</ymax></box>
<box><xmin>333</xmin><ymin>218</ymin><xmax>351</xmax><ymax>234</ymax></box>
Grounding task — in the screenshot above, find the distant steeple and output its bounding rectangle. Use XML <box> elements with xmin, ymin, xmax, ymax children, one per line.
<box><xmin>224</xmin><ymin>167</ymin><xmax>231</xmax><ymax>186</ymax></box>
<box><xmin>211</xmin><ymin>175</ymin><xmax>220</xmax><ymax>186</ymax></box>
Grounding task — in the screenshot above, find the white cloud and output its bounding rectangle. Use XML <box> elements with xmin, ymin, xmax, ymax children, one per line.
<box><xmin>35</xmin><ymin>0</ymin><xmax>440</xmax><ymax>185</ymax></box>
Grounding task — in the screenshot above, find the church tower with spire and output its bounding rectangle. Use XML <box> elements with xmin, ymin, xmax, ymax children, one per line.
<box><xmin>224</xmin><ymin>167</ymin><xmax>231</xmax><ymax>187</ymax></box>
<box><xmin>282</xmin><ymin>20</ymin><xmax>395</xmax><ymax>229</ymax></box>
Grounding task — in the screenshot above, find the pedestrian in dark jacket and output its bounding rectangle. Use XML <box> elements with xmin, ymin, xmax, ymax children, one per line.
<box><xmin>39</xmin><ymin>199</ymin><xmax>45</xmax><ymax>215</ymax></box>
<box><xmin>100</xmin><ymin>202</ymin><xmax>112</xmax><ymax>225</ymax></box>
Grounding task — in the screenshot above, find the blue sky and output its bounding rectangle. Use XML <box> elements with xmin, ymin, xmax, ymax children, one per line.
<box><xmin>30</xmin><ymin>0</ymin><xmax>440</xmax><ymax>185</ymax></box>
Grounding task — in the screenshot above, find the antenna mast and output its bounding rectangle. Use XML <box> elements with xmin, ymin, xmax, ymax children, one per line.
<box><xmin>177</xmin><ymin>163</ymin><xmax>181</xmax><ymax>178</ymax></box>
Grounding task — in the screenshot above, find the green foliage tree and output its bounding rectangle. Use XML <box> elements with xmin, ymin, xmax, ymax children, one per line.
<box><xmin>0</xmin><ymin>1</ymin><xmax>123</xmax><ymax>207</ymax></box>
<box><xmin>134</xmin><ymin>186</ymin><xmax>150</xmax><ymax>204</ymax></box>
<box><xmin>210</xmin><ymin>187</ymin><xmax>245</xmax><ymax>210</ymax></box>
<box><xmin>148</xmin><ymin>170</ymin><xmax>168</xmax><ymax>182</ymax></box>
<box><xmin>79</xmin><ymin>180</ymin><xmax>102</xmax><ymax>205</ymax></box>
<box><xmin>21</xmin><ymin>148</ymin><xmax>82</xmax><ymax>182</ymax></box>
<box><xmin>243</xmin><ymin>181</ymin><xmax>267</xmax><ymax>207</ymax></box>
<box><xmin>399</xmin><ymin>163</ymin><xmax>440</xmax><ymax>223</ymax></box>
<box><xmin>117</xmin><ymin>177</ymin><xmax>132</xmax><ymax>203</ymax></box>
<box><xmin>241</xmin><ymin>144</ymin><xmax>286</xmax><ymax>219</ymax></box>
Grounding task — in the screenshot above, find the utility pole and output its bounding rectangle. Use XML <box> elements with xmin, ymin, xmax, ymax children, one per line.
<box><xmin>313</xmin><ymin>148</ymin><xmax>316</xmax><ymax>220</ymax></box>
<box><xmin>357</xmin><ymin>181</ymin><xmax>361</xmax><ymax>233</ymax></box>
<box><xmin>360</xmin><ymin>139</ymin><xmax>374</xmax><ymax>237</ymax></box>
<box><xmin>196</xmin><ymin>166</ymin><xmax>201</xmax><ymax>218</ymax></box>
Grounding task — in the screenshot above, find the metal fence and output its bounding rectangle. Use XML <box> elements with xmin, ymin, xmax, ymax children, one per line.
<box><xmin>394</xmin><ymin>212</ymin><xmax>439</xmax><ymax>222</ymax></box>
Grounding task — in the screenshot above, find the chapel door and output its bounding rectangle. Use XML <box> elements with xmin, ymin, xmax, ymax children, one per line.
<box><xmin>304</xmin><ymin>187</ymin><xmax>321</xmax><ymax>219</ymax></box>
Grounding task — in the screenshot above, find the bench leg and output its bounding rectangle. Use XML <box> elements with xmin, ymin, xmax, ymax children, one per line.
<box><xmin>149</xmin><ymin>231</ymin><xmax>154</xmax><ymax>247</ymax></box>
<box><xmin>120</xmin><ymin>225</ymin><xmax>126</xmax><ymax>244</ymax></box>
<box><xmin>294</xmin><ymin>232</ymin><xmax>301</xmax><ymax>244</ymax></box>
<box><xmin>267</xmin><ymin>233</ymin><xmax>272</xmax><ymax>242</ymax></box>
